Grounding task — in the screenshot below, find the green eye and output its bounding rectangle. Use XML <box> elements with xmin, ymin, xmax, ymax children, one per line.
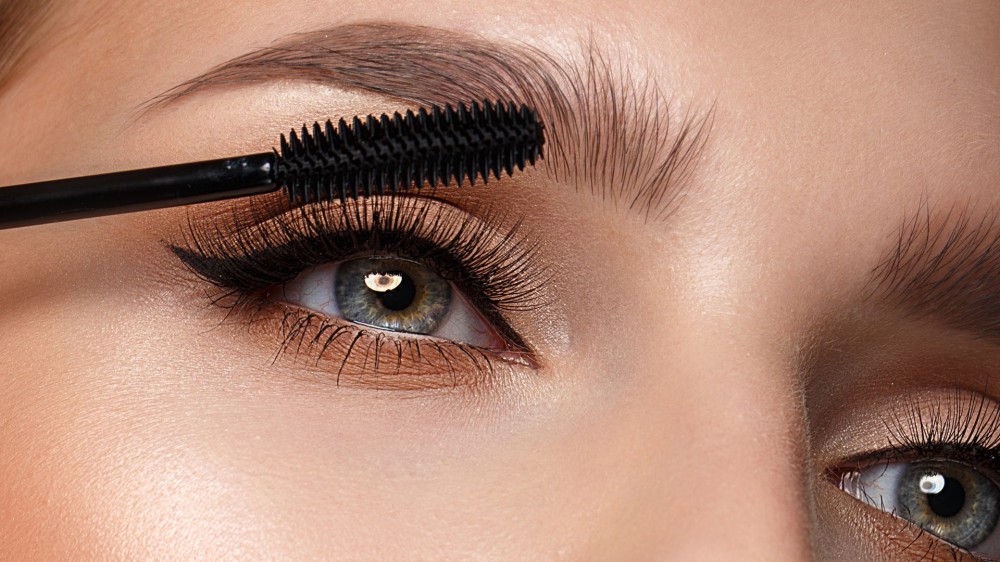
<box><xmin>334</xmin><ymin>258</ymin><xmax>451</xmax><ymax>333</ymax></box>
<box><xmin>279</xmin><ymin>256</ymin><xmax>506</xmax><ymax>349</ymax></box>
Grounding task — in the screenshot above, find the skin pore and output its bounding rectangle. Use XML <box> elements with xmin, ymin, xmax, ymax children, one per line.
<box><xmin>0</xmin><ymin>1</ymin><xmax>998</xmax><ymax>560</ymax></box>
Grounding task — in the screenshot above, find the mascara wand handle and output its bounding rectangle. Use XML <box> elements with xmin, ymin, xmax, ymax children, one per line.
<box><xmin>0</xmin><ymin>152</ymin><xmax>277</xmax><ymax>230</ymax></box>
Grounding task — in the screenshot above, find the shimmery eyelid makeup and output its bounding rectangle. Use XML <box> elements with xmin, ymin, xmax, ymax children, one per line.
<box><xmin>830</xmin><ymin>391</ymin><xmax>1000</xmax><ymax>559</ymax></box>
<box><xmin>177</xmin><ymin>196</ymin><xmax>545</xmax><ymax>309</ymax></box>
<box><xmin>169</xmin><ymin>194</ymin><xmax>548</xmax><ymax>388</ymax></box>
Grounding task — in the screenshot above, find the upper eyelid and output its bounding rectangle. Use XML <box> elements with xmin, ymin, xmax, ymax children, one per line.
<box><xmin>826</xmin><ymin>391</ymin><xmax>1000</xmax><ymax>487</ymax></box>
<box><xmin>170</xmin><ymin>195</ymin><xmax>543</xmax><ymax>298</ymax></box>
<box><xmin>164</xmin><ymin>194</ymin><xmax>546</xmax><ymax>384</ymax></box>
<box><xmin>169</xmin><ymin>194</ymin><xmax>546</xmax><ymax>348</ymax></box>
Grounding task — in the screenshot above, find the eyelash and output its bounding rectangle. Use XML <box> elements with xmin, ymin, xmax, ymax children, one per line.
<box><xmin>169</xmin><ymin>195</ymin><xmax>547</xmax><ymax>388</ymax></box>
<box><xmin>836</xmin><ymin>391</ymin><xmax>1000</xmax><ymax>560</ymax></box>
<box><xmin>872</xmin><ymin>392</ymin><xmax>1000</xmax><ymax>470</ymax></box>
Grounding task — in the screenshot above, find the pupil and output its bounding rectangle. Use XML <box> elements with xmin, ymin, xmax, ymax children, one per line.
<box><xmin>372</xmin><ymin>271</ymin><xmax>416</xmax><ymax>311</ymax></box>
<box><xmin>925</xmin><ymin>476</ymin><xmax>966</xmax><ymax>518</ymax></box>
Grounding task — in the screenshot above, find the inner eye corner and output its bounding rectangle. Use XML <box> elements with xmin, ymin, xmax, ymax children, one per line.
<box><xmin>834</xmin><ymin>455</ymin><xmax>1000</xmax><ymax>555</ymax></box>
<box><xmin>172</xmin><ymin>193</ymin><xmax>544</xmax><ymax>386</ymax></box>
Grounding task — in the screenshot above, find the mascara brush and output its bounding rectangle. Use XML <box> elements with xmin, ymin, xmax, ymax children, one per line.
<box><xmin>0</xmin><ymin>100</ymin><xmax>544</xmax><ymax>230</ymax></box>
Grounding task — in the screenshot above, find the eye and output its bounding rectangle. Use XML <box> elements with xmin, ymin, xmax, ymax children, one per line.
<box><xmin>839</xmin><ymin>459</ymin><xmax>1000</xmax><ymax>554</ymax></box>
<box><xmin>278</xmin><ymin>256</ymin><xmax>506</xmax><ymax>349</ymax></box>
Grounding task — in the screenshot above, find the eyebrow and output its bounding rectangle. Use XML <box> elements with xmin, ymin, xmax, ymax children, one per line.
<box><xmin>867</xmin><ymin>202</ymin><xmax>1000</xmax><ymax>346</ymax></box>
<box><xmin>145</xmin><ymin>23</ymin><xmax>713</xmax><ymax>222</ymax></box>
<box><xmin>0</xmin><ymin>0</ymin><xmax>51</xmax><ymax>91</ymax></box>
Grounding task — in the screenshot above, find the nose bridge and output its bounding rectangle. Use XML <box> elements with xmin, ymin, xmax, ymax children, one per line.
<box><xmin>636</xmin><ymin>343</ymin><xmax>812</xmax><ymax>560</ymax></box>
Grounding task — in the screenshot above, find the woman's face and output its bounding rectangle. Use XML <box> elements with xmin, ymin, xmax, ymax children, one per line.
<box><xmin>1</xmin><ymin>1</ymin><xmax>998</xmax><ymax>559</ymax></box>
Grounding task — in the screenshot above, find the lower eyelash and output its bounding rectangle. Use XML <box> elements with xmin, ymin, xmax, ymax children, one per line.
<box><xmin>830</xmin><ymin>391</ymin><xmax>1000</xmax><ymax>560</ymax></box>
<box><xmin>270</xmin><ymin>303</ymin><xmax>505</xmax><ymax>389</ymax></box>
<box><xmin>222</xmin><ymin>290</ymin><xmax>543</xmax><ymax>391</ymax></box>
<box><xmin>167</xmin><ymin>194</ymin><xmax>545</xmax><ymax>387</ymax></box>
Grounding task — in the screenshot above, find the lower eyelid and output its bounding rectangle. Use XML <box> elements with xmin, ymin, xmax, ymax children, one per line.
<box><xmin>171</xmin><ymin>195</ymin><xmax>545</xmax><ymax>389</ymax></box>
<box><xmin>217</xmin><ymin>291</ymin><xmax>531</xmax><ymax>391</ymax></box>
<box><xmin>822</xmin><ymin>390</ymin><xmax>1000</xmax><ymax>560</ymax></box>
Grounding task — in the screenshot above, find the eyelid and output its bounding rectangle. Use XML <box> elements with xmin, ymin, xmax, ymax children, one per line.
<box><xmin>169</xmin><ymin>194</ymin><xmax>546</xmax><ymax>389</ymax></box>
<box><xmin>824</xmin><ymin>391</ymin><xmax>1000</xmax><ymax>559</ymax></box>
<box><xmin>175</xmin><ymin>195</ymin><xmax>543</xmax><ymax>300</ymax></box>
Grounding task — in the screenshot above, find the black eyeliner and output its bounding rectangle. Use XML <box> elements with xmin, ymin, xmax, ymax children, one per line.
<box><xmin>171</xmin><ymin>195</ymin><xmax>545</xmax><ymax>355</ymax></box>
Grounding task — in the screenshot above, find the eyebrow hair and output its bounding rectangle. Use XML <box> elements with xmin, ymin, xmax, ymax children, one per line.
<box><xmin>867</xmin><ymin>202</ymin><xmax>1000</xmax><ymax>345</ymax></box>
<box><xmin>0</xmin><ymin>0</ymin><xmax>51</xmax><ymax>91</ymax></box>
<box><xmin>146</xmin><ymin>23</ymin><xmax>713</xmax><ymax>222</ymax></box>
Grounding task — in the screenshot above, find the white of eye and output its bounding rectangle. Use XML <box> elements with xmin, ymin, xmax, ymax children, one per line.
<box><xmin>278</xmin><ymin>262</ymin><xmax>505</xmax><ymax>349</ymax></box>
<box><xmin>839</xmin><ymin>462</ymin><xmax>906</xmax><ymax>513</ymax></box>
<box><xmin>280</xmin><ymin>263</ymin><xmax>342</xmax><ymax>317</ymax></box>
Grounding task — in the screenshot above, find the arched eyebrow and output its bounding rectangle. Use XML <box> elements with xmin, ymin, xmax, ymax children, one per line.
<box><xmin>867</xmin><ymin>202</ymin><xmax>1000</xmax><ymax>346</ymax></box>
<box><xmin>144</xmin><ymin>22</ymin><xmax>714</xmax><ymax>223</ymax></box>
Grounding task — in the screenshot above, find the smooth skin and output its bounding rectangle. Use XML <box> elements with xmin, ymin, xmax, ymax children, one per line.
<box><xmin>1</xmin><ymin>1</ymin><xmax>998</xmax><ymax>560</ymax></box>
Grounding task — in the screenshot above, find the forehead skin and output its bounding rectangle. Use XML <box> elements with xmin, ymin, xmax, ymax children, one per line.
<box><xmin>0</xmin><ymin>1</ymin><xmax>998</xmax><ymax>560</ymax></box>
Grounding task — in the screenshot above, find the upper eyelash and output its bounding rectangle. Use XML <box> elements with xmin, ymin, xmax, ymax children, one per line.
<box><xmin>882</xmin><ymin>391</ymin><xmax>1000</xmax><ymax>460</ymax></box>
<box><xmin>834</xmin><ymin>391</ymin><xmax>1000</xmax><ymax>474</ymax></box>
<box><xmin>832</xmin><ymin>392</ymin><xmax>1000</xmax><ymax>561</ymax></box>
<box><xmin>168</xmin><ymin>194</ymin><xmax>547</xmax><ymax>350</ymax></box>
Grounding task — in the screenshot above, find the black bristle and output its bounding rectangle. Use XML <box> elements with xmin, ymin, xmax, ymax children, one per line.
<box><xmin>274</xmin><ymin>100</ymin><xmax>545</xmax><ymax>204</ymax></box>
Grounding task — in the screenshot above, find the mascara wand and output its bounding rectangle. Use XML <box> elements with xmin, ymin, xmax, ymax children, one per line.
<box><xmin>0</xmin><ymin>100</ymin><xmax>544</xmax><ymax>230</ymax></box>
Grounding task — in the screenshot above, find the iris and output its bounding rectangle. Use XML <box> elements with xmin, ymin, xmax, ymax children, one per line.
<box><xmin>896</xmin><ymin>461</ymin><xmax>1000</xmax><ymax>548</ymax></box>
<box><xmin>335</xmin><ymin>257</ymin><xmax>452</xmax><ymax>334</ymax></box>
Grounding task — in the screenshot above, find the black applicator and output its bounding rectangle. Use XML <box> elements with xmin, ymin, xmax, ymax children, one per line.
<box><xmin>0</xmin><ymin>100</ymin><xmax>545</xmax><ymax>230</ymax></box>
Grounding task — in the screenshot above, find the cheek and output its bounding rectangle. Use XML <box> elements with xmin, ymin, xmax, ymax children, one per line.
<box><xmin>0</xmin><ymin>253</ymin><xmax>294</xmax><ymax>557</ymax></box>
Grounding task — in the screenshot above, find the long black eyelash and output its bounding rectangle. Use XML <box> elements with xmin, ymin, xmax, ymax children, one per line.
<box><xmin>169</xmin><ymin>193</ymin><xmax>547</xmax><ymax>363</ymax></box>
<box><xmin>877</xmin><ymin>391</ymin><xmax>1000</xmax><ymax>470</ymax></box>
<box><xmin>837</xmin><ymin>392</ymin><xmax>1000</xmax><ymax>561</ymax></box>
<box><xmin>836</xmin><ymin>392</ymin><xmax>1000</xmax><ymax>501</ymax></box>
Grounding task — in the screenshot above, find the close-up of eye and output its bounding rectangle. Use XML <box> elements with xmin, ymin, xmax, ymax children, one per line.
<box><xmin>279</xmin><ymin>257</ymin><xmax>507</xmax><ymax>349</ymax></box>
<box><xmin>1</xmin><ymin>1</ymin><xmax>997</xmax><ymax>560</ymax></box>
<box><xmin>168</xmin><ymin>195</ymin><xmax>543</xmax><ymax>386</ymax></box>
<box><xmin>839</xmin><ymin>459</ymin><xmax>1000</xmax><ymax>555</ymax></box>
